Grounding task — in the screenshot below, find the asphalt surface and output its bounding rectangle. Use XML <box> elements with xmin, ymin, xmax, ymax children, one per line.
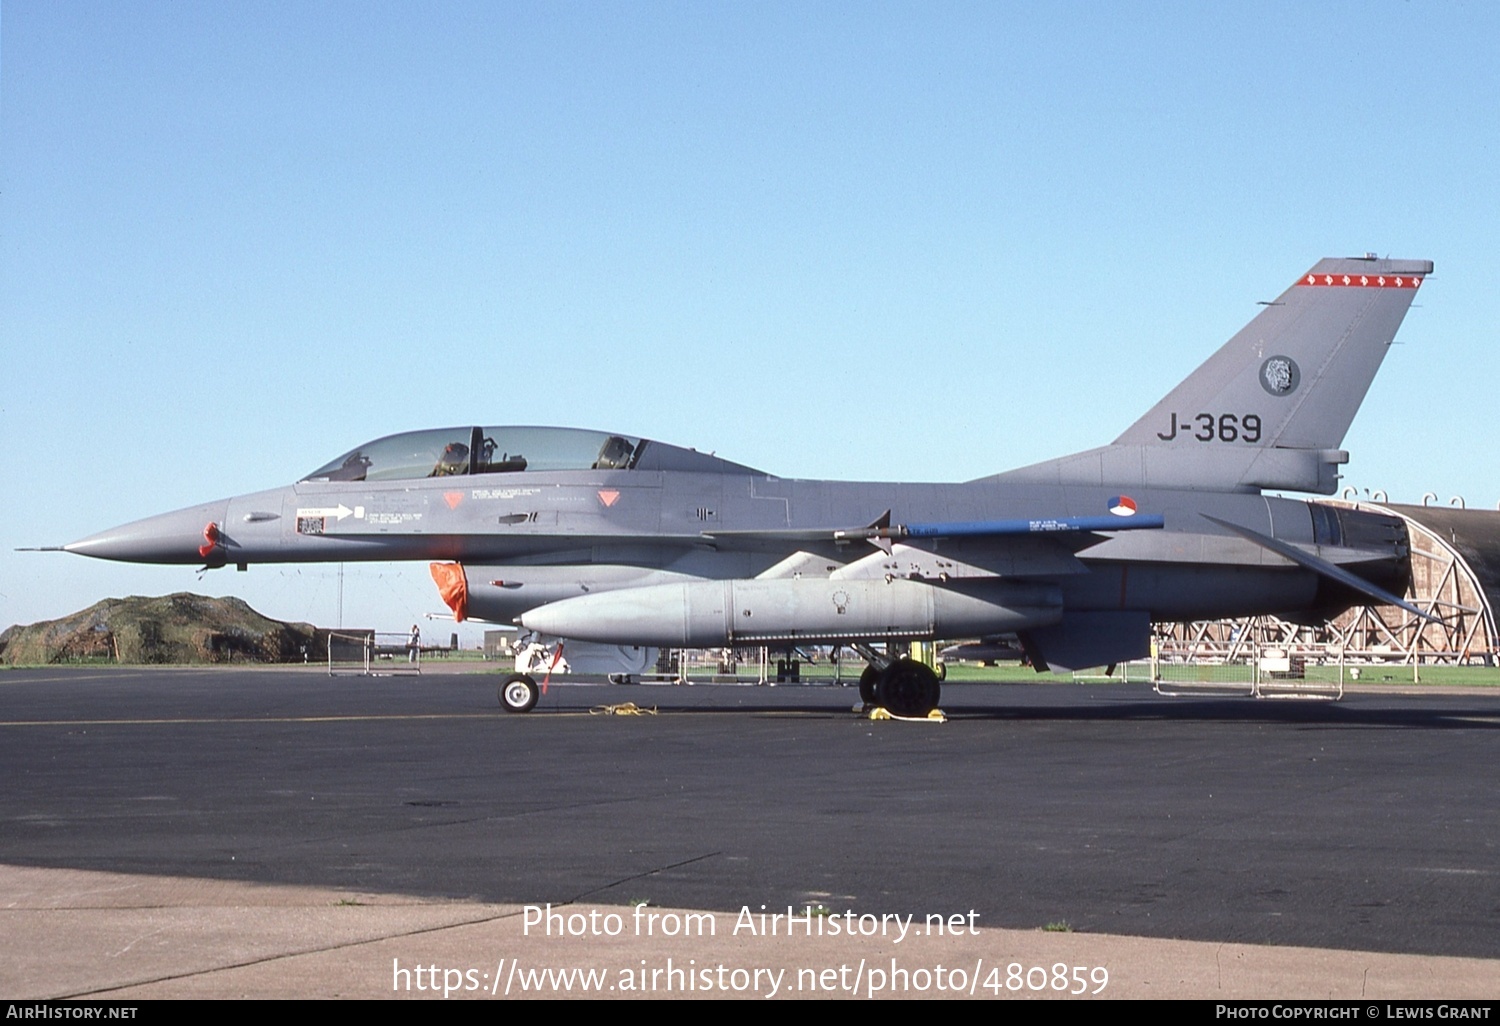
<box><xmin>2</xmin><ymin>665</ymin><xmax>1498</xmax><ymax>998</ymax></box>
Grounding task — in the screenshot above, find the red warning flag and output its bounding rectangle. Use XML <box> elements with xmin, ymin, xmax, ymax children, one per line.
<box><xmin>198</xmin><ymin>522</ymin><xmax>221</xmax><ymax>559</ymax></box>
<box><xmin>429</xmin><ymin>562</ymin><xmax>469</xmax><ymax>622</ymax></box>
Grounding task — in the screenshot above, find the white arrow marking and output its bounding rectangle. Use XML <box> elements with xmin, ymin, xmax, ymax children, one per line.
<box><xmin>296</xmin><ymin>505</ymin><xmax>354</xmax><ymax>521</ymax></box>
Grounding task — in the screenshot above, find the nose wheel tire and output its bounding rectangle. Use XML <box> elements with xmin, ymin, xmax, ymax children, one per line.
<box><xmin>499</xmin><ymin>673</ymin><xmax>540</xmax><ymax>713</ymax></box>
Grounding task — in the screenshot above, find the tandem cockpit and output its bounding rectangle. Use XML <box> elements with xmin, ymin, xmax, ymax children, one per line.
<box><xmin>300</xmin><ymin>426</ymin><xmax>764</xmax><ymax>483</ymax></box>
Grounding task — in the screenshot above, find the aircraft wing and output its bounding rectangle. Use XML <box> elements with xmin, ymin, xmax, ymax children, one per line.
<box><xmin>829</xmin><ymin>542</ymin><xmax>1090</xmax><ymax>580</ymax></box>
<box><xmin>750</xmin><ymin>540</ymin><xmax>1090</xmax><ymax>581</ymax></box>
<box><xmin>703</xmin><ymin>511</ymin><xmax>1165</xmax><ymax>555</ymax></box>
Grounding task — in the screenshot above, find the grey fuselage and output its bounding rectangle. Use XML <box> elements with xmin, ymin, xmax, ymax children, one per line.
<box><xmin>65</xmin><ymin>452</ymin><xmax>1406</xmax><ymax>628</ymax></box>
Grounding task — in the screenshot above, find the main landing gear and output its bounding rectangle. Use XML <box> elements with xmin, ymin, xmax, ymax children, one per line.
<box><xmin>858</xmin><ymin>658</ymin><xmax>942</xmax><ymax>718</ymax></box>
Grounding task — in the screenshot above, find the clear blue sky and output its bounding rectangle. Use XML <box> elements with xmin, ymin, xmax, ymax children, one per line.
<box><xmin>4</xmin><ymin>1</ymin><xmax>1498</xmax><ymax>641</ymax></box>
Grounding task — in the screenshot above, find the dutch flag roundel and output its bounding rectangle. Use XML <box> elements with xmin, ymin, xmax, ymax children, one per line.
<box><xmin>1108</xmin><ymin>495</ymin><xmax>1138</xmax><ymax>517</ymax></box>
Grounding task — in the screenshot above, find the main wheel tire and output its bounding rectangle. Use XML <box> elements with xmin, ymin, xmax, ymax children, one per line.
<box><xmin>858</xmin><ymin>665</ymin><xmax>880</xmax><ymax>705</ymax></box>
<box><xmin>876</xmin><ymin>660</ymin><xmax>941</xmax><ymax>717</ymax></box>
<box><xmin>499</xmin><ymin>673</ymin><xmax>540</xmax><ymax>714</ymax></box>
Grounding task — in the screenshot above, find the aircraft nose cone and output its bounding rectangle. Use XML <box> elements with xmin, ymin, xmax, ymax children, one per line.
<box><xmin>64</xmin><ymin>502</ymin><xmax>229</xmax><ymax>564</ymax></box>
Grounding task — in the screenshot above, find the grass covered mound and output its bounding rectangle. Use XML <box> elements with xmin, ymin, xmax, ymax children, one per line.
<box><xmin>0</xmin><ymin>593</ymin><xmax>319</xmax><ymax>665</ymax></box>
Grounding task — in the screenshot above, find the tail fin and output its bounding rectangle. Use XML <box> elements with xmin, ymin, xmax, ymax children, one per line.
<box><xmin>994</xmin><ymin>256</ymin><xmax>1432</xmax><ymax>494</ymax></box>
<box><xmin>1116</xmin><ymin>257</ymin><xmax>1431</xmax><ymax>451</ymax></box>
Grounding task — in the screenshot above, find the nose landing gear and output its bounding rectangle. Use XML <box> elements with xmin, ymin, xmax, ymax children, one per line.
<box><xmin>499</xmin><ymin>673</ymin><xmax>540</xmax><ymax>713</ymax></box>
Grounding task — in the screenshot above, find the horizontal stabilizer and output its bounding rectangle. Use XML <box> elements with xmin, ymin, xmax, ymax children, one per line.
<box><xmin>1201</xmin><ymin>514</ymin><xmax>1438</xmax><ymax>622</ymax></box>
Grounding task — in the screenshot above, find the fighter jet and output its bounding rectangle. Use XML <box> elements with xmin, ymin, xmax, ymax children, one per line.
<box><xmin>60</xmin><ymin>256</ymin><xmax>1434</xmax><ymax>715</ymax></box>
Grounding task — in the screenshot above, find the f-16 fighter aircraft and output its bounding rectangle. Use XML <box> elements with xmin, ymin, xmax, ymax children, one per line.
<box><xmin>61</xmin><ymin>256</ymin><xmax>1434</xmax><ymax>715</ymax></box>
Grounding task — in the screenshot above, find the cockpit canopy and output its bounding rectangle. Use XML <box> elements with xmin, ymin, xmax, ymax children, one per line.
<box><xmin>301</xmin><ymin>426</ymin><xmax>762</xmax><ymax>483</ymax></box>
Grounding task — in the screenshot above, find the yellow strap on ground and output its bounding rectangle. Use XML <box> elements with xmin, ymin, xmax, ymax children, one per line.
<box><xmin>867</xmin><ymin>707</ymin><xmax>946</xmax><ymax>723</ymax></box>
<box><xmin>589</xmin><ymin>702</ymin><xmax>658</xmax><ymax>716</ymax></box>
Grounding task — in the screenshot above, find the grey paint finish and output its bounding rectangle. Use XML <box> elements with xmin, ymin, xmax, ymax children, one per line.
<box><xmin>61</xmin><ymin>257</ymin><xmax>1433</xmax><ymax>679</ymax></box>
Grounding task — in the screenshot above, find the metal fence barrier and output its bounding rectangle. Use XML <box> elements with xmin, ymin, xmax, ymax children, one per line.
<box><xmin>327</xmin><ymin>631</ymin><xmax>422</xmax><ymax>676</ymax></box>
